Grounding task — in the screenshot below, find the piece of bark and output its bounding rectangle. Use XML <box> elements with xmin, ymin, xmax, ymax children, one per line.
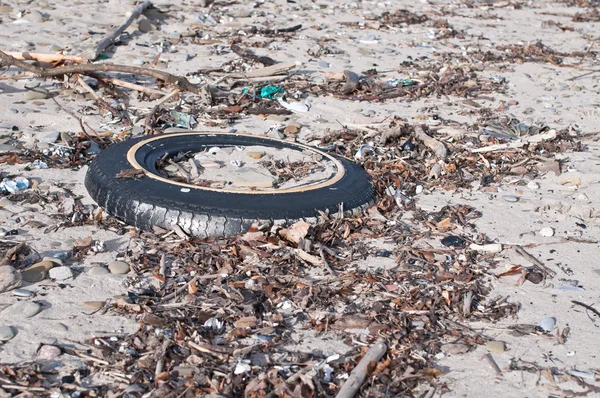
<box><xmin>340</xmin><ymin>70</ymin><xmax>360</xmax><ymax>95</ymax></box>
<box><xmin>91</xmin><ymin>0</ymin><xmax>153</xmax><ymax>60</ymax></box>
<box><xmin>336</xmin><ymin>340</ymin><xmax>387</xmax><ymax>398</ymax></box>
<box><xmin>413</xmin><ymin>125</ymin><xmax>448</xmax><ymax>160</ymax></box>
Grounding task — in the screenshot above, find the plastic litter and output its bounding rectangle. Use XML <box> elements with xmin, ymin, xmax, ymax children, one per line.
<box><xmin>0</xmin><ymin>177</ymin><xmax>30</xmax><ymax>194</ymax></box>
<box><xmin>30</xmin><ymin>159</ymin><xmax>48</xmax><ymax>169</ymax></box>
<box><xmin>259</xmin><ymin>85</ymin><xmax>284</xmax><ymax>99</ymax></box>
<box><xmin>386</xmin><ymin>78</ymin><xmax>414</xmax><ymax>88</ymax></box>
<box><xmin>354</xmin><ymin>144</ymin><xmax>373</xmax><ymax>159</ymax></box>
<box><xmin>170</xmin><ymin>111</ymin><xmax>196</xmax><ymax>129</ymax></box>
<box><xmin>277</xmin><ymin>97</ymin><xmax>311</xmax><ymax>113</ymax></box>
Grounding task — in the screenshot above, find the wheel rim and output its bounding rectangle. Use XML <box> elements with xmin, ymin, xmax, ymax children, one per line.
<box><xmin>126</xmin><ymin>132</ymin><xmax>347</xmax><ymax>194</ymax></box>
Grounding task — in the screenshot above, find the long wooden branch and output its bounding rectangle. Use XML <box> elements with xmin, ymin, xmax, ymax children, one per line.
<box><xmin>0</xmin><ymin>50</ymin><xmax>202</xmax><ymax>94</ymax></box>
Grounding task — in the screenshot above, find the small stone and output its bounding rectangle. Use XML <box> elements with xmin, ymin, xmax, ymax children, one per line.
<box><xmin>3</xmin><ymin>301</ymin><xmax>42</xmax><ymax>318</ymax></box>
<box><xmin>138</xmin><ymin>18</ymin><xmax>153</xmax><ymax>33</ymax></box>
<box><xmin>108</xmin><ymin>261</ymin><xmax>130</xmax><ymax>274</ymax></box>
<box><xmin>526</xmin><ymin>271</ymin><xmax>544</xmax><ymax>284</ymax></box>
<box><xmin>486</xmin><ymin>341</ymin><xmax>506</xmax><ymax>353</ymax></box>
<box><xmin>42</xmin><ymin>256</ymin><xmax>63</xmax><ymax>266</ymax></box>
<box><xmin>502</xmin><ymin>195</ymin><xmax>520</xmax><ymax>203</ymax></box>
<box><xmin>527</xmin><ymin>181</ymin><xmax>540</xmax><ymax>190</ymax></box>
<box><xmin>28</xmin><ymin>10</ymin><xmax>45</xmax><ymax>22</ymax></box>
<box><xmin>269</xmin><ymin>130</ymin><xmax>285</xmax><ymax>139</ymax></box>
<box><xmin>48</xmin><ymin>266</ymin><xmax>74</xmax><ymax>280</ymax></box>
<box><xmin>12</xmin><ymin>288</ymin><xmax>33</xmax><ymax>297</ymax></box>
<box><xmin>37</xmin><ymin>345</ymin><xmax>62</xmax><ymax>360</ymax></box>
<box><xmin>246</xmin><ymin>151</ymin><xmax>265</xmax><ymax>159</ymax></box>
<box><xmin>539</xmin><ymin>317</ymin><xmax>557</xmax><ymax>332</ymax></box>
<box><xmin>24</xmin><ymin>88</ymin><xmax>49</xmax><ymax>101</ymax></box>
<box><xmin>0</xmin><ymin>266</ymin><xmax>22</xmax><ymax>293</ymax></box>
<box><xmin>88</xmin><ymin>266</ymin><xmax>110</xmax><ymax>275</ymax></box>
<box><xmin>266</xmin><ymin>115</ymin><xmax>287</xmax><ymax>122</ymax></box>
<box><xmin>83</xmin><ymin>301</ymin><xmax>105</xmax><ymax>310</ymax></box>
<box><xmin>540</xmin><ymin>227</ymin><xmax>555</xmax><ymax>237</ymax></box>
<box><xmin>317</xmin><ymin>60</ymin><xmax>330</xmax><ymax>68</ymax></box>
<box><xmin>233</xmin><ymin>168</ymin><xmax>276</xmax><ymax>188</ymax></box>
<box><xmin>53</xmin><ymin>322</ymin><xmax>68</xmax><ymax>332</ymax></box>
<box><xmin>21</xmin><ymin>261</ymin><xmax>55</xmax><ymax>283</ymax></box>
<box><xmin>441</xmin><ymin>235</ymin><xmax>466</xmax><ymax>248</ymax></box>
<box><xmin>0</xmin><ymin>5</ymin><xmax>13</xmax><ymax>13</ymax></box>
<box><xmin>0</xmin><ymin>326</ymin><xmax>16</xmax><ymax>341</ymax></box>
<box><xmin>284</xmin><ymin>122</ymin><xmax>301</xmax><ymax>135</ymax></box>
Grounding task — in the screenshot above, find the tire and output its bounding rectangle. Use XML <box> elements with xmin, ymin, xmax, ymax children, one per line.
<box><xmin>84</xmin><ymin>132</ymin><xmax>375</xmax><ymax>237</ymax></box>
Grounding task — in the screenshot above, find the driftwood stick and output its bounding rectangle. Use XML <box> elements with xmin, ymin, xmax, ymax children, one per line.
<box><xmin>76</xmin><ymin>74</ymin><xmax>121</xmax><ymax>117</ymax></box>
<box><xmin>413</xmin><ymin>125</ymin><xmax>447</xmax><ymax>160</ymax></box>
<box><xmin>144</xmin><ymin>88</ymin><xmax>181</xmax><ymax>133</ymax></box>
<box><xmin>91</xmin><ymin>74</ymin><xmax>166</xmax><ymax>96</ymax></box>
<box><xmin>3</xmin><ymin>51</ymin><xmax>88</xmax><ymax>64</ymax></box>
<box><xmin>335</xmin><ymin>340</ymin><xmax>387</xmax><ymax>398</ymax></box>
<box><xmin>471</xmin><ymin>130</ymin><xmax>557</xmax><ymax>153</ymax></box>
<box><xmin>514</xmin><ymin>245</ymin><xmax>556</xmax><ymax>278</ymax></box>
<box><xmin>92</xmin><ymin>0</ymin><xmax>153</xmax><ymax>59</ymax></box>
<box><xmin>0</xmin><ymin>50</ymin><xmax>202</xmax><ymax>94</ymax></box>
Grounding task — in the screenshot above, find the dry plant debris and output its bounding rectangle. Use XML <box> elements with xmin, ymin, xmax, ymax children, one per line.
<box><xmin>0</xmin><ymin>0</ymin><xmax>599</xmax><ymax>396</ymax></box>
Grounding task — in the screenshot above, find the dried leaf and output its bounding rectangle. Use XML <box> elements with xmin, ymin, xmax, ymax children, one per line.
<box><xmin>279</xmin><ymin>221</ymin><xmax>310</xmax><ymax>245</ymax></box>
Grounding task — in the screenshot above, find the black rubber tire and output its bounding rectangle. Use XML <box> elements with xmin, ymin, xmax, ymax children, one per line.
<box><xmin>84</xmin><ymin>132</ymin><xmax>375</xmax><ymax>237</ymax></box>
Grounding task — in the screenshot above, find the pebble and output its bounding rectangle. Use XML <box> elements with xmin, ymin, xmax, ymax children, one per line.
<box><xmin>0</xmin><ymin>5</ymin><xmax>13</xmax><ymax>12</ymax></box>
<box><xmin>24</xmin><ymin>88</ymin><xmax>49</xmax><ymax>101</ymax></box>
<box><xmin>42</xmin><ymin>256</ymin><xmax>63</xmax><ymax>266</ymax></box>
<box><xmin>21</xmin><ymin>261</ymin><xmax>55</xmax><ymax>283</ymax></box>
<box><xmin>37</xmin><ymin>345</ymin><xmax>62</xmax><ymax>360</ymax></box>
<box><xmin>485</xmin><ymin>341</ymin><xmax>506</xmax><ymax>353</ymax></box>
<box><xmin>12</xmin><ymin>288</ymin><xmax>33</xmax><ymax>297</ymax></box>
<box><xmin>441</xmin><ymin>342</ymin><xmax>470</xmax><ymax>355</ymax></box>
<box><xmin>0</xmin><ymin>326</ymin><xmax>16</xmax><ymax>341</ymax></box>
<box><xmin>540</xmin><ymin>227</ymin><xmax>555</xmax><ymax>237</ymax></box>
<box><xmin>3</xmin><ymin>301</ymin><xmax>42</xmax><ymax>318</ymax></box>
<box><xmin>527</xmin><ymin>181</ymin><xmax>540</xmax><ymax>190</ymax></box>
<box><xmin>28</xmin><ymin>10</ymin><xmax>44</xmax><ymax>22</ymax></box>
<box><xmin>502</xmin><ymin>195</ymin><xmax>520</xmax><ymax>203</ymax></box>
<box><xmin>317</xmin><ymin>60</ymin><xmax>330</xmax><ymax>68</ymax></box>
<box><xmin>284</xmin><ymin>122</ymin><xmax>302</xmax><ymax>135</ymax></box>
<box><xmin>88</xmin><ymin>266</ymin><xmax>110</xmax><ymax>275</ymax></box>
<box><xmin>233</xmin><ymin>167</ymin><xmax>276</xmax><ymax>188</ymax></box>
<box><xmin>266</xmin><ymin>115</ymin><xmax>287</xmax><ymax>122</ymax></box>
<box><xmin>441</xmin><ymin>235</ymin><xmax>466</xmax><ymax>248</ymax></box>
<box><xmin>246</xmin><ymin>151</ymin><xmax>265</xmax><ymax>159</ymax></box>
<box><xmin>539</xmin><ymin>317</ymin><xmax>557</xmax><ymax>332</ymax></box>
<box><xmin>469</xmin><ymin>243</ymin><xmax>502</xmax><ymax>253</ymax></box>
<box><xmin>48</xmin><ymin>266</ymin><xmax>74</xmax><ymax>280</ymax></box>
<box><xmin>83</xmin><ymin>301</ymin><xmax>105</xmax><ymax>310</ymax></box>
<box><xmin>138</xmin><ymin>18</ymin><xmax>153</xmax><ymax>33</ymax></box>
<box><xmin>108</xmin><ymin>261</ymin><xmax>130</xmax><ymax>274</ymax></box>
<box><xmin>53</xmin><ymin>322</ymin><xmax>68</xmax><ymax>332</ymax></box>
<box><xmin>0</xmin><ymin>266</ymin><xmax>22</xmax><ymax>293</ymax></box>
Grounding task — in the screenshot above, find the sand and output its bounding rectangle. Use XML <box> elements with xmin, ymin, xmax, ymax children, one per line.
<box><xmin>0</xmin><ymin>0</ymin><xmax>599</xmax><ymax>395</ymax></box>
